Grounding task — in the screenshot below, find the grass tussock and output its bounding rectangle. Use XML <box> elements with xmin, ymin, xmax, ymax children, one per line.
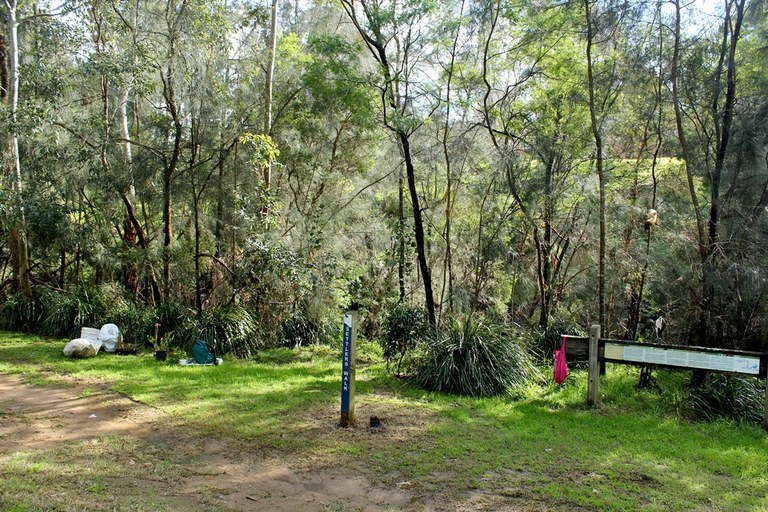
<box><xmin>414</xmin><ymin>316</ymin><xmax>543</xmax><ymax>397</ymax></box>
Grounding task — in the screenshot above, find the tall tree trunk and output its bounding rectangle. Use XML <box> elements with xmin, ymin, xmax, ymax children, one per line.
<box><xmin>339</xmin><ymin>0</ymin><xmax>436</xmax><ymax>324</ymax></box>
<box><xmin>118</xmin><ymin>87</ymin><xmax>139</xmax><ymax>294</ymax></box>
<box><xmin>440</xmin><ymin>0</ymin><xmax>464</xmax><ymax>318</ymax></box>
<box><xmin>584</xmin><ymin>0</ymin><xmax>606</xmax><ymax>329</ymax></box>
<box><xmin>398</xmin><ymin>166</ymin><xmax>405</xmax><ymax>302</ymax></box>
<box><xmin>263</xmin><ymin>0</ymin><xmax>278</xmax><ymax>192</ymax></box>
<box><xmin>701</xmin><ymin>0</ymin><xmax>745</xmax><ymax>345</ymax></box>
<box><xmin>672</xmin><ymin>0</ymin><xmax>745</xmax><ymax>347</ymax></box>
<box><xmin>161</xmin><ymin>64</ymin><xmax>183</xmax><ymax>299</ymax></box>
<box><xmin>4</xmin><ymin>0</ymin><xmax>31</xmax><ymax>297</ymax></box>
<box><xmin>190</xmin><ymin>126</ymin><xmax>202</xmax><ymax>316</ymax></box>
<box><xmin>400</xmin><ymin>134</ymin><xmax>436</xmax><ymax>325</ymax></box>
<box><xmin>0</xmin><ymin>31</ymin><xmax>7</xmax><ymax>101</ymax></box>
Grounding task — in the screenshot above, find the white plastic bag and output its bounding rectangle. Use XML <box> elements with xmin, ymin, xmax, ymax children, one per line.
<box><xmin>99</xmin><ymin>323</ymin><xmax>120</xmax><ymax>353</ymax></box>
<box><xmin>63</xmin><ymin>338</ymin><xmax>102</xmax><ymax>358</ymax></box>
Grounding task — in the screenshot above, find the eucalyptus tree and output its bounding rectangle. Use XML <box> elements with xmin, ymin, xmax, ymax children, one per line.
<box><xmin>670</xmin><ymin>0</ymin><xmax>754</xmax><ymax>346</ymax></box>
<box><xmin>478</xmin><ymin>0</ymin><xmax>594</xmax><ymax>330</ymax></box>
<box><xmin>339</xmin><ymin>0</ymin><xmax>440</xmax><ymax>324</ymax></box>
<box><xmin>1</xmin><ymin>0</ymin><xmax>30</xmax><ymax>297</ymax></box>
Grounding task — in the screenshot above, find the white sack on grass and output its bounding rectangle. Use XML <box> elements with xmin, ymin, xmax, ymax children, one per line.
<box><xmin>99</xmin><ymin>323</ymin><xmax>120</xmax><ymax>353</ymax></box>
<box><xmin>63</xmin><ymin>338</ymin><xmax>102</xmax><ymax>358</ymax></box>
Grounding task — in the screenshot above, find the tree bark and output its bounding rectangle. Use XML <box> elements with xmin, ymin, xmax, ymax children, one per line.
<box><xmin>4</xmin><ymin>0</ymin><xmax>31</xmax><ymax>297</ymax></box>
<box><xmin>400</xmin><ymin>134</ymin><xmax>436</xmax><ymax>325</ymax></box>
<box><xmin>339</xmin><ymin>0</ymin><xmax>436</xmax><ymax>324</ymax></box>
<box><xmin>584</xmin><ymin>0</ymin><xmax>606</xmax><ymax>329</ymax></box>
<box><xmin>263</xmin><ymin>0</ymin><xmax>278</xmax><ymax>190</ymax></box>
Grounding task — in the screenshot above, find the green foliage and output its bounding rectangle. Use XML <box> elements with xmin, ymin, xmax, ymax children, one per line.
<box><xmin>152</xmin><ymin>301</ymin><xmax>194</xmax><ymax>348</ymax></box>
<box><xmin>530</xmin><ymin>316</ymin><xmax>586</xmax><ymax>362</ymax></box>
<box><xmin>414</xmin><ymin>316</ymin><xmax>542</xmax><ymax>397</ymax></box>
<box><xmin>282</xmin><ymin>309</ymin><xmax>336</xmax><ymax>348</ymax></box>
<box><xmin>380</xmin><ymin>301</ymin><xmax>427</xmax><ymax>375</ymax></box>
<box><xmin>38</xmin><ymin>286</ymin><xmax>117</xmax><ymax>338</ymax></box>
<box><xmin>0</xmin><ymin>292</ymin><xmax>46</xmax><ymax>334</ymax></box>
<box><xmin>686</xmin><ymin>374</ymin><xmax>766</xmax><ymax>425</ymax></box>
<box><xmin>0</xmin><ymin>286</ymin><xmax>122</xmax><ymax>339</ymax></box>
<box><xmin>110</xmin><ymin>302</ymin><xmax>155</xmax><ymax>347</ymax></box>
<box><xmin>193</xmin><ymin>305</ymin><xmax>260</xmax><ymax>359</ymax></box>
<box><xmin>239</xmin><ymin>132</ymin><xmax>280</xmax><ymax>171</ymax></box>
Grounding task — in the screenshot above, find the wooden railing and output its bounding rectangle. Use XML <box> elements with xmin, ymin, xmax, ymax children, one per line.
<box><xmin>562</xmin><ymin>325</ymin><xmax>768</xmax><ymax>429</ymax></box>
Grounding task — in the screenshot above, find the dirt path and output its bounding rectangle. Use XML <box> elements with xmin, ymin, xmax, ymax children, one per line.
<box><xmin>0</xmin><ymin>373</ymin><xmax>565</xmax><ymax>511</ymax></box>
<box><xmin>0</xmin><ymin>373</ymin><xmax>420</xmax><ymax>511</ymax></box>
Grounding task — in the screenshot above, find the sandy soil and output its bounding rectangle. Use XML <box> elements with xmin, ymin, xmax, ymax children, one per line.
<box><xmin>0</xmin><ymin>373</ymin><xmax>562</xmax><ymax>511</ymax></box>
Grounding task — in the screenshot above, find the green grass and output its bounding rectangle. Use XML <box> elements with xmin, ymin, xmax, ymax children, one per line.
<box><xmin>1</xmin><ymin>331</ymin><xmax>766</xmax><ymax>511</ymax></box>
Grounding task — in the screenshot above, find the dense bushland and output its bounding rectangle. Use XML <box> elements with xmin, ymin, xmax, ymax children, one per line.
<box><xmin>0</xmin><ymin>0</ymin><xmax>767</xmax><ymax>419</ymax></box>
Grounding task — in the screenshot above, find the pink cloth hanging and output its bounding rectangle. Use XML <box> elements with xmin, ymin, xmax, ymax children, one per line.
<box><xmin>554</xmin><ymin>335</ymin><xmax>569</xmax><ymax>384</ymax></box>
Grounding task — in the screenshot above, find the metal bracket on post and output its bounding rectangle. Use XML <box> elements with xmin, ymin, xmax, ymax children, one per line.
<box><xmin>588</xmin><ymin>324</ymin><xmax>601</xmax><ymax>406</ymax></box>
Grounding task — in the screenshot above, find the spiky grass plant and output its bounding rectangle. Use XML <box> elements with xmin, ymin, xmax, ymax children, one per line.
<box><xmin>112</xmin><ymin>302</ymin><xmax>155</xmax><ymax>346</ymax></box>
<box><xmin>687</xmin><ymin>373</ymin><xmax>765</xmax><ymax>424</ymax></box>
<box><xmin>193</xmin><ymin>305</ymin><xmax>260</xmax><ymax>358</ymax></box>
<box><xmin>39</xmin><ymin>286</ymin><xmax>117</xmax><ymax>338</ymax></box>
<box><xmin>414</xmin><ymin>316</ymin><xmax>542</xmax><ymax>397</ymax></box>
<box><xmin>0</xmin><ymin>291</ymin><xmax>46</xmax><ymax>332</ymax></box>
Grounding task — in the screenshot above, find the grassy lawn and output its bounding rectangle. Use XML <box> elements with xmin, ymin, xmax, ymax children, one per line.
<box><xmin>1</xmin><ymin>331</ymin><xmax>766</xmax><ymax>511</ymax></box>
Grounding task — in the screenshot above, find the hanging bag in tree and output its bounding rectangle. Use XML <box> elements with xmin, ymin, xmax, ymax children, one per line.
<box><xmin>553</xmin><ymin>336</ymin><xmax>569</xmax><ymax>384</ymax></box>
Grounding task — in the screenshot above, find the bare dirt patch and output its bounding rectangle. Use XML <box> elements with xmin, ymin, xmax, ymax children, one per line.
<box><xmin>0</xmin><ymin>373</ymin><xmax>564</xmax><ymax>511</ymax></box>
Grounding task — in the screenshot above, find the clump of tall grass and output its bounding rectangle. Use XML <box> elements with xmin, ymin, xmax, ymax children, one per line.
<box><xmin>0</xmin><ymin>285</ymin><xmax>120</xmax><ymax>338</ymax></box>
<box><xmin>686</xmin><ymin>373</ymin><xmax>765</xmax><ymax>425</ymax></box>
<box><xmin>0</xmin><ymin>290</ymin><xmax>46</xmax><ymax>333</ymax></box>
<box><xmin>414</xmin><ymin>316</ymin><xmax>542</xmax><ymax>397</ymax></box>
<box><xmin>39</xmin><ymin>285</ymin><xmax>117</xmax><ymax>338</ymax></box>
<box><xmin>193</xmin><ymin>305</ymin><xmax>260</xmax><ymax>358</ymax></box>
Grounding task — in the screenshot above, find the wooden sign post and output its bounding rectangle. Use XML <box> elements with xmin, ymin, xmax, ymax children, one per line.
<box><xmin>564</xmin><ymin>327</ymin><xmax>768</xmax><ymax>428</ymax></box>
<box><xmin>765</xmin><ymin>378</ymin><xmax>768</xmax><ymax>430</ymax></box>
<box><xmin>339</xmin><ymin>310</ymin><xmax>357</xmax><ymax>427</ymax></box>
<box><xmin>588</xmin><ymin>324</ymin><xmax>600</xmax><ymax>406</ymax></box>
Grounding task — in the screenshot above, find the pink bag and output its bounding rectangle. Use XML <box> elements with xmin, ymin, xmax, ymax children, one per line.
<box><xmin>554</xmin><ymin>336</ymin><xmax>569</xmax><ymax>384</ymax></box>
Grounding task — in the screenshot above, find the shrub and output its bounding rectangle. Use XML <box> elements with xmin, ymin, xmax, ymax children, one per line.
<box><xmin>193</xmin><ymin>305</ymin><xmax>260</xmax><ymax>358</ymax></box>
<box><xmin>687</xmin><ymin>373</ymin><xmax>765</xmax><ymax>424</ymax></box>
<box><xmin>530</xmin><ymin>317</ymin><xmax>586</xmax><ymax>362</ymax></box>
<box><xmin>283</xmin><ymin>309</ymin><xmax>322</xmax><ymax>347</ymax></box>
<box><xmin>112</xmin><ymin>302</ymin><xmax>155</xmax><ymax>346</ymax></box>
<box><xmin>380</xmin><ymin>302</ymin><xmax>427</xmax><ymax>375</ymax></box>
<box><xmin>414</xmin><ymin>316</ymin><xmax>542</xmax><ymax>397</ymax></box>
<box><xmin>0</xmin><ymin>291</ymin><xmax>46</xmax><ymax>333</ymax></box>
<box><xmin>39</xmin><ymin>285</ymin><xmax>118</xmax><ymax>338</ymax></box>
<box><xmin>153</xmin><ymin>301</ymin><xmax>194</xmax><ymax>348</ymax></box>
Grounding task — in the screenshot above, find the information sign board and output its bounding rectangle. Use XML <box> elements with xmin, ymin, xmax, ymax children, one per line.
<box><xmin>604</xmin><ymin>342</ymin><xmax>761</xmax><ymax>375</ymax></box>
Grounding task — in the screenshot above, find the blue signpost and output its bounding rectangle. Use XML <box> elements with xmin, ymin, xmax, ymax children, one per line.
<box><xmin>340</xmin><ymin>310</ymin><xmax>357</xmax><ymax>427</ymax></box>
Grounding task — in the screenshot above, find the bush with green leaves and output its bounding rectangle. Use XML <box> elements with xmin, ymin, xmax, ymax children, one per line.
<box><xmin>152</xmin><ymin>301</ymin><xmax>194</xmax><ymax>348</ymax></box>
<box><xmin>686</xmin><ymin>373</ymin><xmax>765</xmax><ymax>425</ymax></box>
<box><xmin>530</xmin><ymin>316</ymin><xmax>586</xmax><ymax>362</ymax></box>
<box><xmin>380</xmin><ymin>301</ymin><xmax>427</xmax><ymax>375</ymax></box>
<box><xmin>0</xmin><ymin>290</ymin><xmax>46</xmax><ymax>333</ymax></box>
<box><xmin>283</xmin><ymin>309</ymin><xmax>334</xmax><ymax>347</ymax></box>
<box><xmin>193</xmin><ymin>305</ymin><xmax>260</xmax><ymax>358</ymax></box>
<box><xmin>414</xmin><ymin>316</ymin><xmax>542</xmax><ymax>397</ymax></box>
<box><xmin>111</xmin><ymin>301</ymin><xmax>155</xmax><ymax>346</ymax></box>
<box><xmin>48</xmin><ymin>285</ymin><xmax>124</xmax><ymax>338</ymax></box>
<box><xmin>1</xmin><ymin>285</ymin><xmax>129</xmax><ymax>339</ymax></box>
